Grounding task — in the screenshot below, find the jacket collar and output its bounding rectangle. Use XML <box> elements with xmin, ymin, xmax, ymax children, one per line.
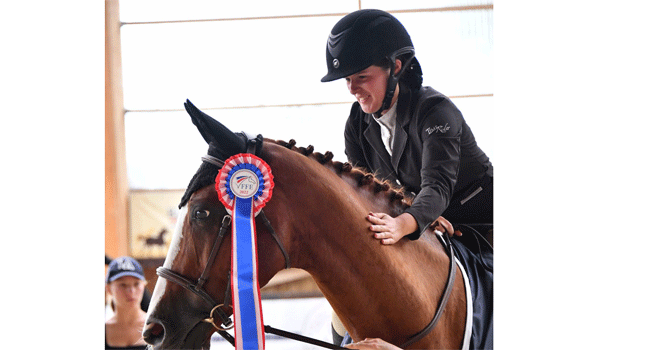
<box><xmin>360</xmin><ymin>85</ymin><xmax>414</xmax><ymax>127</ymax></box>
<box><xmin>362</xmin><ymin>85</ymin><xmax>416</xmax><ymax>173</ymax></box>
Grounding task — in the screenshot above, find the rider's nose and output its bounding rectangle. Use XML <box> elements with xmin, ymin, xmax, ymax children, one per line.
<box><xmin>143</xmin><ymin>321</ymin><xmax>165</xmax><ymax>347</ymax></box>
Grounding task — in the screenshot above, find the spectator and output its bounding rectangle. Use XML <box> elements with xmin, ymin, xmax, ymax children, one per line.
<box><xmin>105</xmin><ymin>256</ymin><xmax>148</xmax><ymax>349</ymax></box>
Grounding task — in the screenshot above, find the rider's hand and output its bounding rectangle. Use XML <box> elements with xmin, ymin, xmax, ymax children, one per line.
<box><xmin>430</xmin><ymin>216</ymin><xmax>460</xmax><ymax>237</ymax></box>
<box><xmin>367</xmin><ymin>212</ymin><xmax>417</xmax><ymax>245</ymax></box>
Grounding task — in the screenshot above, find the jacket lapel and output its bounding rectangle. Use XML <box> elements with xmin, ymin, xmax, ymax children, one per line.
<box><xmin>363</xmin><ymin>117</ymin><xmax>396</xmax><ymax>176</ymax></box>
<box><xmin>391</xmin><ymin>88</ymin><xmax>413</xmax><ymax>173</ymax></box>
<box><xmin>390</xmin><ymin>122</ymin><xmax>407</xmax><ymax>172</ymax></box>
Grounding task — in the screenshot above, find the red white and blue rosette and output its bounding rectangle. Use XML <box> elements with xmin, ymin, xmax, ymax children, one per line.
<box><xmin>215</xmin><ymin>153</ymin><xmax>274</xmax><ymax>350</ymax></box>
<box><xmin>216</xmin><ymin>153</ymin><xmax>274</xmax><ymax>214</ymax></box>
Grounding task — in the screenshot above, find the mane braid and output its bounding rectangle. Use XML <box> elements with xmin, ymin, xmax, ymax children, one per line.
<box><xmin>273</xmin><ymin>139</ymin><xmax>412</xmax><ymax>209</ymax></box>
<box><xmin>179</xmin><ymin>138</ymin><xmax>413</xmax><ymax>210</ymax></box>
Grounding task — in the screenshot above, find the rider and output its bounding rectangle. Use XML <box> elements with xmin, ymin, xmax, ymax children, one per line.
<box><xmin>321</xmin><ymin>9</ymin><xmax>494</xmax><ymax>347</ymax></box>
<box><xmin>321</xmin><ymin>9</ymin><xmax>493</xmax><ymax>245</ymax></box>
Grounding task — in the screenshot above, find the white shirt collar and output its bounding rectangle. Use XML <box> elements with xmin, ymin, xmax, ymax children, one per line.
<box><xmin>372</xmin><ymin>100</ymin><xmax>398</xmax><ymax>156</ymax></box>
<box><xmin>372</xmin><ymin>100</ymin><xmax>398</xmax><ymax>130</ymax></box>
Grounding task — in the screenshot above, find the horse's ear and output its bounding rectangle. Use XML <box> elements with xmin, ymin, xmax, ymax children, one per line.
<box><xmin>184</xmin><ymin>99</ymin><xmax>246</xmax><ymax>158</ymax></box>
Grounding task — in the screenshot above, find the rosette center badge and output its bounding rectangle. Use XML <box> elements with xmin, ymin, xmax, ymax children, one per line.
<box><xmin>230</xmin><ymin>169</ymin><xmax>260</xmax><ymax>199</ymax></box>
<box><xmin>215</xmin><ymin>153</ymin><xmax>274</xmax><ymax>213</ymax></box>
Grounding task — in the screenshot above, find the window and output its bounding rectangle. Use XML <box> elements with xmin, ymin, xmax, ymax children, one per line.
<box><xmin>117</xmin><ymin>1</ymin><xmax>493</xmax><ymax>189</ymax></box>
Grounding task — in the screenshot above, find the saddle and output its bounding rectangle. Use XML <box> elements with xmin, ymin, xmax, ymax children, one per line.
<box><xmin>428</xmin><ymin>217</ymin><xmax>493</xmax><ymax>273</ymax></box>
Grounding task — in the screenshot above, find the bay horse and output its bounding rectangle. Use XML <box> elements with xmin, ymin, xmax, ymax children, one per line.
<box><xmin>143</xmin><ymin>101</ymin><xmax>489</xmax><ymax>349</ymax></box>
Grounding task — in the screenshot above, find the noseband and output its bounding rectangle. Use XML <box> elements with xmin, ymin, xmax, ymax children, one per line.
<box><xmin>156</xmin><ymin>215</ymin><xmax>235</xmax><ymax>330</ymax></box>
<box><xmin>155</xmin><ymin>149</ymin><xmax>291</xmax><ymax>337</ymax></box>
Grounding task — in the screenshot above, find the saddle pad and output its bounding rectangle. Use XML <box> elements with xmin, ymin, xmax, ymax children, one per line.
<box><xmin>451</xmin><ymin>235</ymin><xmax>494</xmax><ymax>350</ymax></box>
<box><xmin>455</xmin><ymin>255</ymin><xmax>473</xmax><ymax>350</ymax></box>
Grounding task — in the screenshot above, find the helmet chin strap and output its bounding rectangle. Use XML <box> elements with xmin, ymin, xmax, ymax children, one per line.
<box><xmin>374</xmin><ymin>49</ymin><xmax>416</xmax><ymax>118</ymax></box>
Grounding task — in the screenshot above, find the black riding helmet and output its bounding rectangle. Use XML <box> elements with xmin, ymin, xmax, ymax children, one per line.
<box><xmin>321</xmin><ymin>9</ymin><xmax>423</xmax><ymax>116</ymax></box>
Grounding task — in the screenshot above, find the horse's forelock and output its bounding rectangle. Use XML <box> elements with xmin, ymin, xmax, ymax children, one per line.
<box><xmin>179</xmin><ymin>161</ymin><xmax>218</xmax><ymax>208</ymax></box>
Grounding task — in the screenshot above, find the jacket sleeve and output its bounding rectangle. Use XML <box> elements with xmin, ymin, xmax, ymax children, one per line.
<box><xmin>404</xmin><ymin>98</ymin><xmax>463</xmax><ymax>239</ymax></box>
<box><xmin>344</xmin><ymin>103</ymin><xmax>369</xmax><ymax>169</ymax></box>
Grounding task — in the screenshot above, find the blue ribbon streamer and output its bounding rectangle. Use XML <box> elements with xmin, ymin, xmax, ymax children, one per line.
<box><xmin>228</xmin><ymin>163</ymin><xmax>265</xmax><ymax>350</ymax></box>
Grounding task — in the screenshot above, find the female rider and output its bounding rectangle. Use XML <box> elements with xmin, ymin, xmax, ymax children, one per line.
<box><xmin>321</xmin><ymin>9</ymin><xmax>493</xmax><ymax>245</ymax></box>
<box><xmin>321</xmin><ymin>9</ymin><xmax>494</xmax><ymax>348</ymax></box>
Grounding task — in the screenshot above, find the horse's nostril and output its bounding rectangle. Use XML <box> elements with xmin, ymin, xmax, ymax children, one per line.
<box><xmin>143</xmin><ymin>322</ymin><xmax>165</xmax><ymax>345</ymax></box>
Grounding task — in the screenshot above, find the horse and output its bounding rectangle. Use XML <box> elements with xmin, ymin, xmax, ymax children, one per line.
<box><xmin>142</xmin><ymin>100</ymin><xmax>491</xmax><ymax>349</ymax></box>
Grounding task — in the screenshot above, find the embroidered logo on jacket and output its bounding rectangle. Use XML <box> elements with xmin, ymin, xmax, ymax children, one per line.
<box><xmin>426</xmin><ymin>123</ymin><xmax>451</xmax><ymax>135</ymax></box>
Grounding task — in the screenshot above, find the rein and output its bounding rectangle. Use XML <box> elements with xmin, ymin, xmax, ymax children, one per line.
<box><xmin>400</xmin><ymin>231</ymin><xmax>456</xmax><ymax>349</ymax></box>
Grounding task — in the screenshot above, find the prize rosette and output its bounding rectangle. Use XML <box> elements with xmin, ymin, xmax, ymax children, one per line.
<box><xmin>215</xmin><ymin>153</ymin><xmax>274</xmax><ymax>214</ymax></box>
<box><xmin>214</xmin><ymin>153</ymin><xmax>274</xmax><ymax>350</ymax></box>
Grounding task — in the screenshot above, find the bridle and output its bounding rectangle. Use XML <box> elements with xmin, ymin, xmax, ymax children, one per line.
<box><xmin>155</xmin><ymin>148</ymin><xmax>291</xmax><ymax>343</ymax></box>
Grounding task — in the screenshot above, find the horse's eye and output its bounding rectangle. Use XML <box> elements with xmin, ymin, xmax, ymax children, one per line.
<box><xmin>194</xmin><ymin>210</ymin><xmax>210</xmax><ymax>219</ymax></box>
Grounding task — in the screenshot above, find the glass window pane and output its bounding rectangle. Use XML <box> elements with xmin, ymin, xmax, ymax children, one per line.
<box><xmin>397</xmin><ymin>9</ymin><xmax>493</xmax><ymax>96</ymax></box>
<box><xmin>125</xmin><ymin>103</ymin><xmax>351</xmax><ymax>189</ymax></box>
<box><xmin>120</xmin><ymin>6</ymin><xmax>493</xmax><ymax>190</ymax></box>
<box><xmin>452</xmin><ymin>95</ymin><xmax>494</xmax><ymax>163</ymax></box>
<box><xmin>119</xmin><ymin>0</ymin><xmax>359</xmax><ymax>23</ymax></box>
<box><xmin>121</xmin><ymin>16</ymin><xmax>346</xmax><ymax>111</ymax></box>
<box><xmin>125</xmin><ymin>96</ymin><xmax>492</xmax><ymax>190</ymax></box>
<box><xmin>361</xmin><ymin>0</ymin><xmax>492</xmax><ymax>11</ymax></box>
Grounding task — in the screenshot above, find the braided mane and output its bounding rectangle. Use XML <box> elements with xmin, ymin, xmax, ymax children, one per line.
<box><xmin>179</xmin><ymin>137</ymin><xmax>414</xmax><ymax>211</ymax></box>
<box><xmin>271</xmin><ymin>139</ymin><xmax>413</xmax><ymax>211</ymax></box>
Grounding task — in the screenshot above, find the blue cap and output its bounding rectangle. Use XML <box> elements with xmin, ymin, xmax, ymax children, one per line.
<box><xmin>106</xmin><ymin>256</ymin><xmax>145</xmax><ymax>283</ymax></box>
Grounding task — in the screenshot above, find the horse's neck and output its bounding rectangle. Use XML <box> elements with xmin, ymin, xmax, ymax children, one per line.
<box><xmin>302</xmin><ymin>210</ymin><xmax>448</xmax><ymax>343</ymax></box>
<box><xmin>264</xmin><ymin>144</ymin><xmax>453</xmax><ymax>343</ymax></box>
<box><xmin>288</xmin><ymin>164</ymin><xmax>448</xmax><ymax>342</ymax></box>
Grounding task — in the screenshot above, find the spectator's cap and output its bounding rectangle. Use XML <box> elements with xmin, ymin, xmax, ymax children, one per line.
<box><xmin>106</xmin><ymin>256</ymin><xmax>145</xmax><ymax>283</ymax></box>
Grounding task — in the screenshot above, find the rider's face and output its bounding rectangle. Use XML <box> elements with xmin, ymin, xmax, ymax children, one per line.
<box><xmin>345</xmin><ymin>60</ymin><xmax>401</xmax><ymax>114</ymax></box>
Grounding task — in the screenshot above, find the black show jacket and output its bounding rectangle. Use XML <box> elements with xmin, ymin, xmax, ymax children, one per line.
<box><xmin>344</xmin><ymin>85</ymin><xmax>493</xmax><ymax>239</ymax></box>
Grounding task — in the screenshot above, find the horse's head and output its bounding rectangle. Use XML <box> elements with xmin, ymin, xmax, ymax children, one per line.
<box><xmin>142</xmin><ymin>101</ymin><xmax>289</xmax><ymax>349</ymax></box>
<box><xmin>143</xmin><ymin>100</ymin><xmax>425</xmax><ymax>349</ymax></box>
